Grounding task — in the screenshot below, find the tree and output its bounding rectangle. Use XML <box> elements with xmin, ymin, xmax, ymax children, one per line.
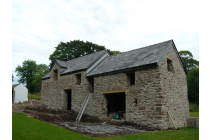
<box><xmin>15</xmin><ymin>60</ymin><xmax>37</xmax><ymax>93</ymax></box>
<box><xmin>15</xmin><ymin>60</ymin><xmax>50</xmax><ymax>93</ymax></box>
<box><xmin>49</xmin><ymin>40</ymin><xmax>106</xmax><ymax>66</ymax></box>
<box><xmin>187</xmin><ymin>68</ymin><xmax>199</xmax><ymax>104</ymax></box>
<box><xmin>32</xmin><ymin>64</ymin><xmax>50</xmax><ymax>93</ymax></box>
<box><xmin>179</xmin><ymin>51</ymin><xmax>199</xmax><ymax>73</ymax></box>
<box><xmin>12</xmin><ymin>73</ymin><xmax>14</xmax><ymax>82</ymax></box>
<box><xmin>109</xmin><ymin>50</ymin><xmax>122</xmax><ymax>55</ymax></box>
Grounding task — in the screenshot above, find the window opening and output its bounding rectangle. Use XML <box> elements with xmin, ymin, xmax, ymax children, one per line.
<box><xmin>76</xmin><ymin>74</ymin><xmax>81</xmax><ymax>85</ymax></box>
<box><xmin>134</xmin><ymin>99</ymin><xmax>138</xmax><ymax>106</ymax></box>
<box><xmin>167</xmin><ymin>58</ymin><xmax>173</xmax><ymax>71</ymax></box>
<box><xmin>53</xmin><ymin>69</ymin><xmax>58</xmax><ymax>80</ymax></box>
<box><xmin>127</xmin><ymin>72</ymin><xmax>135</xmax><ymax>85</ymax></box>
<box><xmin>88</xmin><ymin>78</ymin><xmax>94</xmax><ymax>93</ymax></box>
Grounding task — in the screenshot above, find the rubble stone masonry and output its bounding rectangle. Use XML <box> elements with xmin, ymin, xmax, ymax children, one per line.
<box><xmin>41</xmin><ymin>45</ymin><xmax>189</xmax><ymax>130</ymax></box>
<box><xmin>158</xmin><ymin>45</ymin><xmax>190</xmax><ymax>129</ymax></box>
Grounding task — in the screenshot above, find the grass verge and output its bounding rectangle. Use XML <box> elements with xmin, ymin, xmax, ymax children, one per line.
<box><xmin>13</xmin><ymin>113</ymin><xmax>199</xmax><ymax>140</ymax></box>
<box><xmin>28</xmin><ymin>93</ymin><xmax>41</xmax><ymax>100</ymax></box>
<box><xmin>190</xmin><ymin>112</ymin><xmax>199</xmax><ymax>117</ymax></box>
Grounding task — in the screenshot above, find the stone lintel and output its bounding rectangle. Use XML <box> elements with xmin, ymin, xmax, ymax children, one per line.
<box><xmin>99</xmin><ymin>89</ymin><xmax>130</xmax><ymax>94</ymax></box>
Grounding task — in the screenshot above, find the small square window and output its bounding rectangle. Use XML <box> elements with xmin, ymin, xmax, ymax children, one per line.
<box><xmin>127</xmin><ymin>72</ymin><xmax>135</xmax><ymax>85</ymax></box>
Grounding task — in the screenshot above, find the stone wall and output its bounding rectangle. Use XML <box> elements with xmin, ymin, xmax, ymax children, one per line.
<box><xmin>41</xmin><ymin>63</ymin><xmax>91</xmax><ymax>113</ymax></box>
<box><xmin>186</xmin><ymin>117</ymin><xmax>199</xmax><ymax>128</ymax></box>
<box><xmin>91</xmin><ymin>66</ymin><xmax>165</xmax><ymax>130</ymax></box>
<box><xmin>125</xmin><ymin>66</ymin><xmax>163</xmax><ymax>130</ymax></box>
<box><xmin>158</xmin><ymin>45</ymin><xmax>190</xmax><ymax>129</ymax></box>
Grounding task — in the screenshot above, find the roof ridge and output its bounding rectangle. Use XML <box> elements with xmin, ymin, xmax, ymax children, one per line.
<box><xmin>107</xmin><ymin>40</ymin><xmax>173</xmax><ymax>59</ymax></box>
<box><xmin>64</xmin><ymin>50</ymin><xmax>107</xmax><ymax>69</ymax></box>
<box><xmin>54</xmin><ymin>50</ymin><xmax>107</xmax><ymax>63</ymax></box>
<box><xmin>65</xmin><ymin>50</ymin><xmax>107</xmax><ymax>63</ymax></box>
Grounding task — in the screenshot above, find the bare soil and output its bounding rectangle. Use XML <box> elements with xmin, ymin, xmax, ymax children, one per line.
<box><xmin>12</xmin><ymin>100</ymin><xmax>155</xmax><ymax>138</ymax></box>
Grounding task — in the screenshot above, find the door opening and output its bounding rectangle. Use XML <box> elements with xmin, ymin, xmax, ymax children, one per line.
<box><xmin>105</xmin><ymin>92</ymin><xmax>125</xmax><ymax>114</ymax></box>
<box><xmin>65</xmin><ymin>89</ymin><xmax>72</xmax><ymax>110</ymax></box>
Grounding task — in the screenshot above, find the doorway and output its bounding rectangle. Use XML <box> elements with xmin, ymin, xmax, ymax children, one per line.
<box><xmin>105</xmin><ymin>92</ymin><xmax>125</xmax><ymax>114</ymax></box>
<box><xmin>65</xmin><ymin>89</ymin><xmax>72</xmax><ymax>110</ymax></box>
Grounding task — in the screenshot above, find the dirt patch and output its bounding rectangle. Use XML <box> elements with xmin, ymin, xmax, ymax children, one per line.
<box><xmin>19</xmin><ymin>110</ymin><xmax>155</xmax><ymax>137</ymax></box>
<box><xmin>13</xmin><ymin>102</ymin><xmax>156</xmax><ymax>137</ymax></box>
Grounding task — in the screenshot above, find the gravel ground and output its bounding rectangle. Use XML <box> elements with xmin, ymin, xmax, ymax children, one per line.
<box><xmin>58</xmin><ymin>121</ymin><xmax>154</xmax><ymax>135</ymax></box>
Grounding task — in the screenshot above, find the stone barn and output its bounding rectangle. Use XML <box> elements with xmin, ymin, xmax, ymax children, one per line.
<box><xmin>41</xmin><ymin>40</ymin><xmax>190</xmax><ymax>130</ymax></box>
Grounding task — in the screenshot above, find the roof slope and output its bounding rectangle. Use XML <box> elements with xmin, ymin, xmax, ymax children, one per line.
<box><xmin>12</xmin><ymin>83</ymin><xmax>20</xmax><ymax>89</ymax></box>
<box><xmin>56</xmin><ymin>60</ymin><xmax>68</xmax><ymax>68</ymax></box>
<box><xmin>42</xmin><ymin>50</ymin><xmax>108</xmax><ymax>79</ymax></box>
<box><xmin>87</xmin><ymin>40</ymin><xmax>173</xmax><ymax>77</ymax></box>
<box><xmin>42</xmin><ymin>72</ymin><xmax>51</xmax><ymax>80</ymax></box>
<box><xmin>60</xmin><ymin>50</ymin><xmax>107</xmax><ymax>75</ymax></box>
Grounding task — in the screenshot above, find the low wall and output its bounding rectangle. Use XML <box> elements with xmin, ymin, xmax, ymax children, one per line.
<box><xmin>186</xmin><ymin>117</ymin><xmax>199</xmax><ymax>128</ymax></box>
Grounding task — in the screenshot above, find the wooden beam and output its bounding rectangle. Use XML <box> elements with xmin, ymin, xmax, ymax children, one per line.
<box><xmin>167</xmin><ymin>57</ymin><xmax>173</xmax><ymax>61</ymax></box>
<box><xmin>99</xmin><ymin>89</ymin><xmax>130</xmax><ymax>94</ymax></box>
<box><xmin>168</xmin><ymin>110</ymin><xmax>177</xmax><ymax>129</ymax></box>
<box><xmin>63</xmin><ymin>88</ymin><xmax>72</xmax><ymax>91</ymax></box>
<box><xmin>74</xmin><ymin>71</ymin><xmax>84</xmax><ymax>75</ymax></box>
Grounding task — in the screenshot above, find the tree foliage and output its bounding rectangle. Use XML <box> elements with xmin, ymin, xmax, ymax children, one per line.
<box><xmin>179</xmin><ymin>51</ymin><xmax>199</xmax><ymax>73</ymax></box>
<box><xmin>15</xmin><ymin>60</ymin><xmax>49</xmax><ymax>93</ymax></box>
<box><xmin>49</xmin><ymin>40</ymin><xmax>106</xmax><ymax>66</ymax></box>
<box><xmin>179</xmin><ymin>50</ymin><xmax>199</xmax><ymax>104</ymax></box>
<box><xmin>187</xmin><ymin>68</ymin><xmax>199</xmax><ymax>104</ymax></box>
<box><xmin>12</xmin><ymin>73</ymin><xmax>14</xmax><ymax>82</ymax></box>
<box><xmin>32</xmin><ymin>64</ymin><xmax>50</xmax><ymax>93</ymax></box>
<box><xmin>109</xmin><ymin>50</ymin><xmax>122</xmax><ymax>55</ymax></box>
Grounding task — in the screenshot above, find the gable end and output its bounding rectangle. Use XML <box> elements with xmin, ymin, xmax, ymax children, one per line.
<box><xmin>50</xmin><ymin>60</ymin><xmax>67</xmax><ymax>70</ymax></box>
<box><xmin>157</xmin><ymin>40</ymin><xmax>187</xmax><ymax>75</ymax></box>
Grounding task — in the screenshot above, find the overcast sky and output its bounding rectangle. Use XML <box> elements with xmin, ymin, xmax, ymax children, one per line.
<box><xmin>12</xmin><ymin>0</ymin><xmax>199</xmax><ymax>84</ymax></box>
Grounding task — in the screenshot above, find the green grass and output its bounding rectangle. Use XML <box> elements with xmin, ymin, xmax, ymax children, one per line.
<box><xmin>13</xmin><ymin>113</ymin><xmax>199</xmax><ymax>140</ymax></box>
<box><xmin>28</xmin><ymin>93</ymin><xmax>41</xmax><ymax>100</ymax></box>
<box><xmin>12</xmin><ymin>113</ymin><xmax>92</xmax><ymax>140</ymax></box>
<box><xmin>189</xmin><ymin>103</ymin><xmax>199</xmax><ymax>117</ymax></box>
<box><xmin>190</xmin><ymin>112</ymin><xmax>199</xmax><ymax>117</ymax></box>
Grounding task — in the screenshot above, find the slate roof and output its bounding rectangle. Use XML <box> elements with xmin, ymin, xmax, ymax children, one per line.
<box><xmin>42</xmin><ymin>50</ymin><xmax>108</xmax><ymax>79</ymax></box>
<box><xmin>42</xmin><ymin>40</ymin><xmax>185</xmax><ymax>79</ymax></box>
<box><xmin>86</xmin><ymin>40</ymin><xmax>173</xmax><ymax>77</ymax></box>
<box><xmin>12</xmin><ymin>83</ymin><xmax>20</xmax><ymax>89</ymax></box>
<box><xmin>42</xmin><ymin>72</ymin><xmax>51</xmax><ymax>80</ymax></box>
<box><xmin>56</xmin><ymin>60</ymin><xmax>68</xmax><ymax>68</ymax></box>
<box><xmin>60</xmin><ymin>50</ymin><xmax>108</xmax><ymax>75</ymax></box>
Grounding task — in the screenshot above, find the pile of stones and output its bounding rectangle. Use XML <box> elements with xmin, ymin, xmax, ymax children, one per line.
<box><xmin>16</xmin><ymin>99</ymin><xmax>41</xmax><ymax>109</ymax></box>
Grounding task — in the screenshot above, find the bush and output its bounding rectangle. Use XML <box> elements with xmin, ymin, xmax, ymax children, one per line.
<box><xmin>189</xmin><ymin>104</ymin><xmax>199</xmax><ymax>112</ymax></box>
<box><xmin>187</xmin><ymin>68</ymin><xmax>199</xmax><ymax>104</ymax></box>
